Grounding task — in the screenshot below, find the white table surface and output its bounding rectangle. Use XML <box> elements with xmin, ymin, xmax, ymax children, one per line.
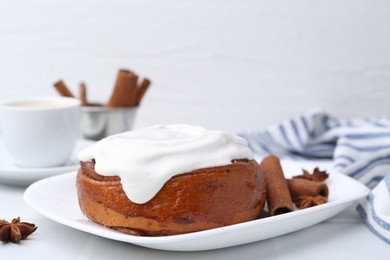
<box><xmin>1</xmin><ymin>158</ymin><xmax>389</xmax><ymax>259</ymax></box>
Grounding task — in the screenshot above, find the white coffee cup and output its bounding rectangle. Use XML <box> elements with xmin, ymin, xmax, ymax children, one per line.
<box><xmin>0</xmin><ymin>97</ymin><xmax>80</xmax><ymax>168</ymax></box>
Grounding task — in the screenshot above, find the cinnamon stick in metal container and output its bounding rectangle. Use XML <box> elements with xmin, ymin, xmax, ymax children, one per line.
<box><xmin>106</xmin><ymin>69</ymin><xmax>137</xmax><ymax>107</ymax></box>
<box><xmin>135</xmin><ymin>78</ymin><xmax>151</xmax><ymax>106</ymax></box>
<box><xmin>287</xmin><ymin>178</ymin><xmax>329</xmax><ymax>201</ymax></box>
<box><xmin>128</xmin><ymin>73</ymin><xmax>138</xmax><ymax>106</ymax></box>
<box><xmin>79</xmin><ymin>82</ymin><xmax>88</xmax><ymax>106</ymax></box>
<box><xmin>54</xmin><ymin>80</ymin><xmax>74</xmax><ymax>97</ymax></box>
<box><xmin>260</xmin><ymin>155</ymin><xmax>294</xmax><ymax>216</ymax></box>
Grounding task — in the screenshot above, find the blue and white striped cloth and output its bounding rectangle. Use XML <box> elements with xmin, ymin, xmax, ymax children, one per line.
<box><xmin>238</xmin><ymin>108</ymin><xmax>390</xmax><ymax>244</ymax></box>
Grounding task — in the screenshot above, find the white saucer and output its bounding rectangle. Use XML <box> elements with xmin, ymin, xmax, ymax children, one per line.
<box><xmin>0</xmin><ymin>138</ymin><xmax>94</xmax><ymax>186</ymax></box>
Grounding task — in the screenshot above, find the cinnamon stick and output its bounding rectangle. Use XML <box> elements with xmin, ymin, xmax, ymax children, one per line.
<box><xmin>128</xmin><ymin>73</ymin><xmax>138</xmax><ymax>106</ymax></box>
<box><xmin>135</xmin><ymin>78</ymin><xmax>151</xmax><ymax>106</ymax></box>
<box><xmin>260</xmin><ymin>155</ymin><xmax>294</xmax><ymax>216</ymax></box>
<box><xmin>79</xmin><ymin>82</ymin><xmax>88</xmax><ymax>106</ymax></box>
<box><xmin>53</xmin><ymin>80</ymin><xmax>74</xmax><ymax>97</ymax></box>
<box><xmin>287</xmin><ymin>178</ymin><xmax>329</xmax><ymax>201</ymax></box>
<box><xmin>106</xmin><ymin>70</ymin><xmax>138</xmax><ymax>107</ymax></box>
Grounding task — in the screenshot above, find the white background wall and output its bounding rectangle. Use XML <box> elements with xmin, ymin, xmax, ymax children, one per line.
<box><xmin>1</xmin><ymin>0</ymin><xmax>390</xmax><ymax>131</ymax></box>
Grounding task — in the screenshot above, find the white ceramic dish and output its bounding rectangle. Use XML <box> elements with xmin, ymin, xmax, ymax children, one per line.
<box><xmin>0</xmin><ymin>138</ymin><xmax>94</xmax><ymax>186</ymax></box>
<box><xmin>24</xmin><ymin>164</ymin><xmax>369</xmax><ymax>251</ymax></box>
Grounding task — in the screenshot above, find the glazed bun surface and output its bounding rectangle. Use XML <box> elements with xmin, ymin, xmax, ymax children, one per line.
<box><xmin>77</xmin><ymin>159</ymin><xmax>266</xmax><ymax>236</ymax></box>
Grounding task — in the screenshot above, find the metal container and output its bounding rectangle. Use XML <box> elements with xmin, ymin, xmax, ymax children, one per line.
<box><xmin>80</xmin><ymin>106</ymin><xmax>138</xmax><ymax>140</ymax></box>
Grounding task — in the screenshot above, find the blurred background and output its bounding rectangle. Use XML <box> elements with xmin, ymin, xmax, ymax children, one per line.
<box><xmin>1</xmin><ymin>0</ymin><xmax>390</xmax><ymax>131</ymax></box>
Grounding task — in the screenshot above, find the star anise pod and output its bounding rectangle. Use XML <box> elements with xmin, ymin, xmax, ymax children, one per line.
<box><xmin>295</xmin><ymin>195</ymin><xmax>328</xmax><ymax>209</ymax></box>
<box><xmin>0</xmin><ymin>217</ymin><xmax>37</xmax><ymax>243</ymax></box>
<box><xmin>293</xmin><ymin>167</ymin><xmax>329</xmax><ymax>182</ymax></box>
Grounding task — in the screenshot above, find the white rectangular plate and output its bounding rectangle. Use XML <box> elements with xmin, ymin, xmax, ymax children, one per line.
<box><xmin>24</xmin><ymin>164</ymin><xmax>369</xmax><ymax>251</ymax></box>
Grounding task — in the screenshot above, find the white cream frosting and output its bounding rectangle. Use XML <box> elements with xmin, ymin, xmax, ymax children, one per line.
<box><xmin>77</xmin><ymin>124</ymin><xmax>253</xmax><ymax>204</ymax></box>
